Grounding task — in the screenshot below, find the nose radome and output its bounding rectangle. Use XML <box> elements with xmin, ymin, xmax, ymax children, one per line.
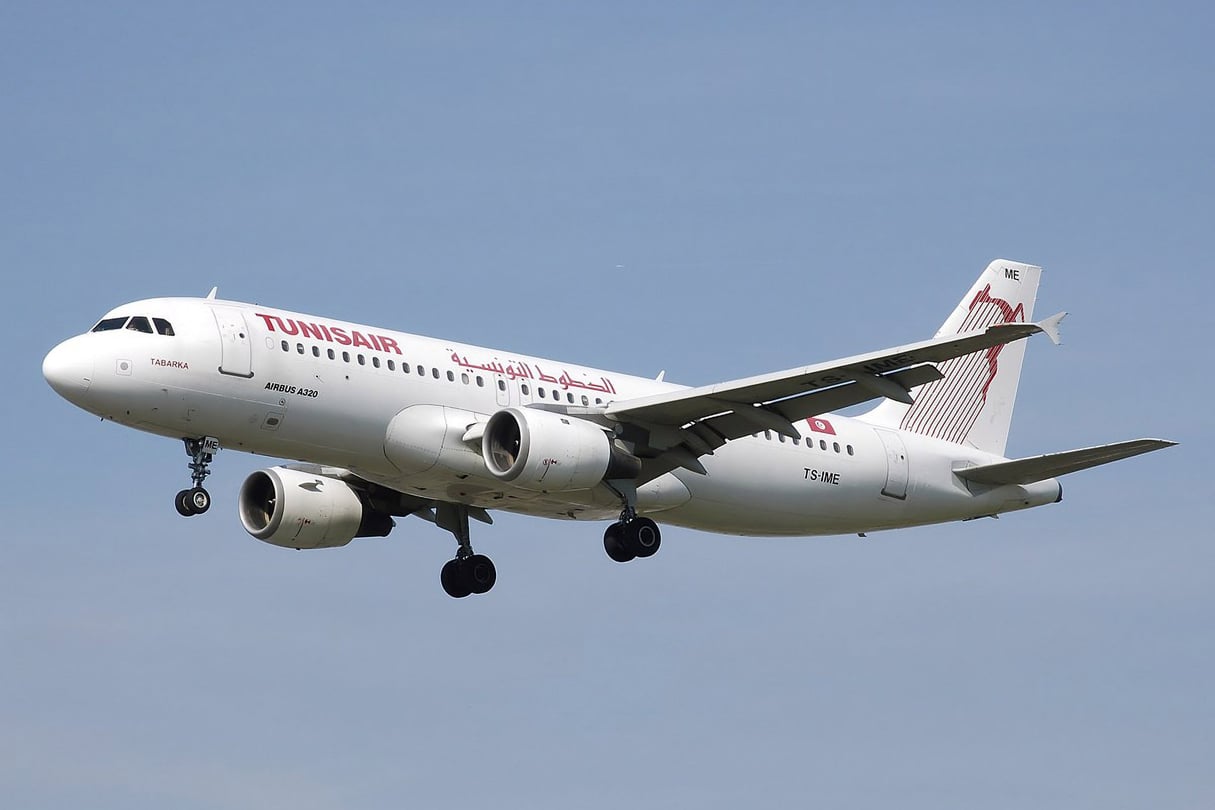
<box><xmin>43</xmin><ymin>337</ymin><xmax>94</xmax><ymax>402</ymax></box>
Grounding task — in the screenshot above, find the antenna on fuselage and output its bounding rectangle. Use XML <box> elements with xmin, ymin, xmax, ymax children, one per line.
<box><xmin>206</xmin><ymin>287</ymin><xmax>218</xmax><ymax>300</ymax></box>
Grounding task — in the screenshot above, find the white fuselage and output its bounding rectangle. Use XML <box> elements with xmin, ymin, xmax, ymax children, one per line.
<box><xmin>45</xmin><ymin>297</ymin><xmax>1061</xmax><ymax>537</ymax></box>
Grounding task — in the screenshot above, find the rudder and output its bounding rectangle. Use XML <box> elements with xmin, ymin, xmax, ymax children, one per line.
<box><xmin>863</xmin><ymin>259</ymin><xmax>1042</xmax><ymax>456</ymax></box>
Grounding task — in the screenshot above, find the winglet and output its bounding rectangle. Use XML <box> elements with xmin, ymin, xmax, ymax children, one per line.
<box><xmin>1037</xmin><ymin>310</ymin><xmax>1067</xmax><ymax>345</ymax></box>
<box><xmin>206</xmin><ymin>287</ymin><xmax>219</xmax><ymax>300</ymax></box>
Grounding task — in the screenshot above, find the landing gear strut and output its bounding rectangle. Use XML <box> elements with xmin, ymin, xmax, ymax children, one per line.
<box><xmin>175</xmin><ymin>437</ymin><xmax>217</xmax><ymax>517</ymax></box>
<box><xmin>436</xmin><ymin>503</ymin><xmax>496</xmax><ymax>598</ymax></box>
<box><xmin>602</xmin><ymin>485</ymin><xmax>662</xmax><ymax>563</ymax></box>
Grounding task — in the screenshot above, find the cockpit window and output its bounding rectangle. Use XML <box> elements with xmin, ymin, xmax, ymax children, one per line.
<box><xmin>92</xmin><ymin>316</ymin><xmax>128</xmax><ymax>332</ymax></box>
<box><xmin>126</xmin><ymin>316</ymin><xmax>154</xmax><ymax>334</ymax></box>
<box><xmin>153</xmin><ymin>318</ymin><xmax>175</xmax><ymax>336</ymax></box>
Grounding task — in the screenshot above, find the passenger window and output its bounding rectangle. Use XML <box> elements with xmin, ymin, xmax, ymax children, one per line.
<box><xmin>820</xmin><ymin>440</ymin><xmax>827</xmax><ymax>450</ymax></box>
<box><xmin>461</xmin><ymin>372</ymin><xmax>469</xmax><ymax>384</ymax></box>
<box><xmin>538</xmin><ymin>387</ymin><xmax>546</xmax><ymax>398</ymax></box>
<box><xmin>152</xmin><ymin>318</ymin><xmax>175</xmax><ymax>336</ymax></box>
<box><xmin>476</xmin><ymin>376</ymin><xmax>484</xmax><ymax>388</ymax></box>
<box><xmin>92</xmin><ymin>317</ymin><xmax>128</xmax><ymax>332</ymax></box>
<box><xmin>312</xmin><ymin>346</ymin><xmax>320</xmax><ymax>357</ymax></box>
<box><xmin>432</xmin><ymin>368</ymin><xmax>440</xmax><ymax>379</ymax></box>
<box><xmin>126</xmin><ymin>316</ymin><xmax>154</xmax><ymax>334</ymax></box>
<box><xmin>388</xmin><ymin>360</ymin><xmax>395</xmax><ymax>371</ymax></box>
<box><xmin>595</xmin><ymin>398</ymin><xmax>603</xmax><ymax>406</ymax></box>
<box><xmin>417</xmin><ymin>366</ymin><xmax>425</xmax><ymax>376</ymax></box>
<box><xmin>403</xmin><ymin>362</ymin><xmax>411</xmax><ymax>373</ymax></box>
<box><xmin>552</xmin><ymin>389</ymin><xmax>559</xmax><ymax>401</ymax></box>
<box><xmin>581</xmin><ymin>395</ymin><xmax>588</xmax><ymax>406</ymax></box>
<box><xmin>358</xmin><ymin>355</ymin><xmax>366</xmax><ymax>366</ymax></box>
<box><xmin>792</xmin><ymin>436</ymin><xmax>800</xmax><ymax>446</ymax></box>
<box><xmin>446</xmin><ymin>370</ymin><xmax>455</xmax><ymax>382</ymax></box>
<box><xmin>297</xmin><ymin>343</ymin><xmax>305</xmax><ymax>354</ymax></box>
<box><xmin>327</xmin><ymin>348</ymin><xmax>335</xmax><ymax>360</ymax></box>
<box><xmin>833</xmin><ymin>442</ymin><xmax>840</xmax><ymax>453</ymax></box>
<box><xmin>521</xmin><ymin>384</ymin><xmax>530</xmax><ymax>396</ymax></box>
<box><xmin>778</xmin><ymin>434</ymin><xmax>786</xmax><ymax>443</ymax></box>
<box><xmin>281</xmin><ymin>341</ymin><xmax>289</xmax><ymax>352</ymax></box>
<box><xmin>343</xmin><ymin>351</ymin><xmax>350</xmax><ymax>362</ymax></box>
<box><xmin>764</xmin><ymin>430</ymin><xmax>772</xmax><ymax>441</ymax></box>
<box><xmin>847</xmin><ymin>445</ymin><xmax>854</xmax><ymax>456</ymax></box>
<box><xmin>372</xmin><ymin>357</ymin><xmax>380</xmax><ymax>368</ymax></box>
<box><xmin>498</xmin><ymin>380</ymin><xmax>507</xmax><ymax>391</ymax></box>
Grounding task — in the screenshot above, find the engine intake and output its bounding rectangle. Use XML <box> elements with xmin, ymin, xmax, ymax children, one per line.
<box><xmin>482</xmin><ymin>407</ymin><xmax>640</xmax><ymax>491</ymax></box>
<box><xmin>238</xmin><ymin>466</ymin><xmax>394</xmax><ymax>550</ymax></box>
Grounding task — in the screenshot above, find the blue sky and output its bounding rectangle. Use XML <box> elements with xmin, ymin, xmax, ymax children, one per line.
<box><xmin>3</xmin><ymin>3</ymin><xmax>1211</xmax><ymax>808</ymax></box>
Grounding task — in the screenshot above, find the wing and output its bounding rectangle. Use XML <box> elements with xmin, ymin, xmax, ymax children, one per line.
<box><xmin>603</xmin><ymin>314</ymin><xmax>1066</xmax><ymax>480</ymax></box>
<box><xmin>953</xmin><ymin>439</ymin><xmax>1177</xmax><ymax>486</ymax></box>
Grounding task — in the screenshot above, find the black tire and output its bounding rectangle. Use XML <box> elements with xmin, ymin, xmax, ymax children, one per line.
<box><xmin>441</xmin><ymin>559</ymin><xmax>472</xmax><ymax>598</ymax></box>
<box><xmin>465</xmin><ymin>554</ymin><xmax>497</xmax><ymax>595</ymax></box>
<box><xmin>628</xmin><ymin>517</ymin><xmax>661</xmax><ymax>558</ymax></box>
<box><xmin>175</xmin><ymin>489</ymin><xmax>196</xmax><ymax>517</ymax></box>
<box><xmin>604</xmin><ymin>522</ymin><xmax>635</xmax><ymax>563</ymax></box>
<box><xmin>188</xmin><ymin>487</ymin><xmax>211</xmax><ymax>515</ymax></box>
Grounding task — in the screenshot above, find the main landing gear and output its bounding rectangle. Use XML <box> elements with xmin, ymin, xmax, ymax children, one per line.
<box><xmin>175</xmin><ymin>437</ymin><xmax>217</xmax><ymax>517</ymax></box>
<box><xmin>601</xmin><ymin>482</ymin><xmax>662</xmax><ymax>563</ymax></box>
<box><xmin>603</xmin><ymin>506</ymin><xmax>662</xmax><ymax>563</ymax></box>
<box><xmin>436</xmin><ymin>503</ymin><xmax>497</xmax><ymax>599</ymax></box>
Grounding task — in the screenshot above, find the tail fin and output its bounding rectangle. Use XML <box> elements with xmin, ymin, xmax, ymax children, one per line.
<box><xmin>863</xmin><ymin>259</ymin><xmax>1043</xmax><ymax>456</ymax></box>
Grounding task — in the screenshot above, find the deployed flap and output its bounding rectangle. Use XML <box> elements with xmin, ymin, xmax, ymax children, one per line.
<box><xmin>954</xmin><ymin>439</ymin><xmax>1177</xmax><ymax>486</ymax></box>
<box><xmin>606</xmin><ymin>317</ymin><xmax>1059</xmax><ymax>429</ymax></box>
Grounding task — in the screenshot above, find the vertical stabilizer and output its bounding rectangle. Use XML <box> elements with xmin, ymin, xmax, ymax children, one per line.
<box><xmin>862</xmin><ymin>259</ymin><xmax>1042</xmax><ymax>456</ymax></box>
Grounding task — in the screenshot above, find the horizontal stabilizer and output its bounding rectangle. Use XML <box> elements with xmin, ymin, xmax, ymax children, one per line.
<box><xmin>955</xmin><ymin>439</ymin><xmax>1177</xmax><ymax>486</ymax></box>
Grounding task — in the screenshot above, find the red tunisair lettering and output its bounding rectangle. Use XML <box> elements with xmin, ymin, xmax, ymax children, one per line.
<box><xmin>253</xmin><ymin>313</ymin><xmax>402</xmax><ymax>355</ymax></box>
<box><xmin>298</xmin><ymin>321</ymin><xmax>326</xmax><ymax>341</ymax></box>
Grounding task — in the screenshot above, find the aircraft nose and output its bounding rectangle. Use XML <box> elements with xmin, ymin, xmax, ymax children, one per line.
<box><xmin>43</xmin><ymin>337</ymin><xmax>94</xmax><ymax>402</ymax></box>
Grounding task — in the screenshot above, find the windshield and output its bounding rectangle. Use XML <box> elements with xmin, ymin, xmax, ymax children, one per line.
<box><xmin>91</xmin><ymin>314</ymin><xmax>176</xmax><ymax>335</ymax></box>
<box><xmin>92</xmin><ymin>316</ymin><xmax>128</xmax><ymax>332</ymax></box>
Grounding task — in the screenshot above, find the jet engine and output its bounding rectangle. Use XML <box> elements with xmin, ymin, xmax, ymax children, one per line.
<box><xmin>238</xmin><ymin>466</ymin><xmax>394</xmax><ymax>550</ymax></box>
<box><xmin>482</xmin><ymin>407</ymin><xmax>640</xmax><ymax>491</ymax></box>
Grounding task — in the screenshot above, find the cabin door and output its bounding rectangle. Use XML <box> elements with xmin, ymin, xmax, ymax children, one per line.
<box><xmin>212</xmin><ymin>307</ymin><xmax>253</xmax><ymax>378</ymax></box>
<box><xmin>875</xmin><ymin>428</ymin><xmax>909</xmax><ymax>500</ymax></box>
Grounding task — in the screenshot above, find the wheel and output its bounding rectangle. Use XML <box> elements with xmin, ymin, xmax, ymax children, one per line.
<box><xmin>188</xmin><ymin>487</ymin><xmax>211</xmax><ymax>514</ymax></box>
<box><xmin>441</xmin><ymin>559</ymin><xmax>472</xmax><ymax>598</ymax></box>
<box><xmin>175</xmin><ymin>489</ymin><xmax>196</xmax><ymax>517</ymax></box>
<box><xmin>604</xmin><ymin>522</ymin><xmax>635</xmax><ymax>563</ymax></box>
<box><xmin>627</xmin><ymin>517</ymin><xmax>661</xmax><ymax>558</ymax></box>
<box><xmin>465</xmin><ymin>554</ymin><xmax>497</xmax><ymax>595</ymax></box>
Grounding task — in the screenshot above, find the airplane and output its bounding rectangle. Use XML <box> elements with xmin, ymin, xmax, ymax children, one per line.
<box><xmin>42</xmin><ymin>259</ymin><xmax>1174</xmax><ymax>598</ymax></box>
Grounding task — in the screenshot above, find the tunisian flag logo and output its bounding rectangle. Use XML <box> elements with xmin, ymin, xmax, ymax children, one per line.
<box><xmin>807</xmin><ymin>417</ymin><xmax>836</xmax><ymax>435</ymax></box>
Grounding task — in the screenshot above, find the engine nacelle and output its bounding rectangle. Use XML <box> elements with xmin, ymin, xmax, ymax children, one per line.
<box><xmin>238</xmin><ymin>466</ymin><xmax>394</xmax><ymax>550</ymax></box>
<box><xmin>482</xmin><ymin>407</ymin><xmax>640</xmax><ymax>491</ymax></box>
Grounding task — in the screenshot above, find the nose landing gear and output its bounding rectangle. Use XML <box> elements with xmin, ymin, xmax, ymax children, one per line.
<box><xmin>175</xmin><ymin>437</ymin><xmax>218</xmax><ymax>517</ymax></box>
